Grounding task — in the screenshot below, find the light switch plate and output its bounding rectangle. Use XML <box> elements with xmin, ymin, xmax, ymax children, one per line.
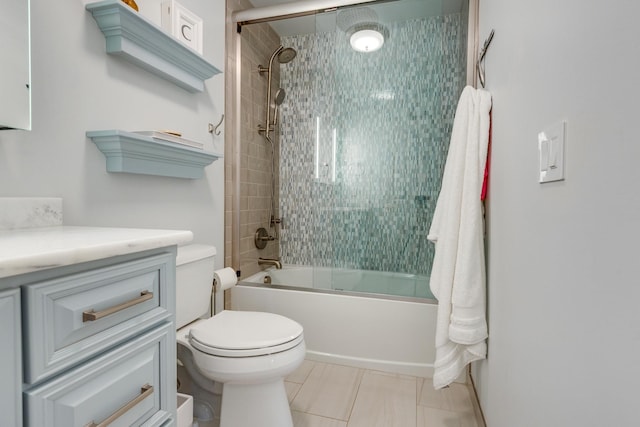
<box><xmin>538</xmin><ymin>121</ymin><xmax>566</xmax><ymax>183</ymax></box>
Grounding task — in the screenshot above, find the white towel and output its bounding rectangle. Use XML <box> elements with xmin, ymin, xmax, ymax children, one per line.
<box><xmin>428</xmin><ymin>85</ymin><xmax>492</xmax><ymax>389</ymax></box>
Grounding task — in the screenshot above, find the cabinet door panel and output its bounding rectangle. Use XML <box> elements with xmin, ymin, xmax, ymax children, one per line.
<box><xmin>25</xmin><ymin>322</ymin><xmax>175</xmax><ymax>427</ymax></box>
<box><xmin>23</xmin><ymin>253</ymin><xmax>174</xmax><ymax>383</ymax></box>
<box><xmin>0</xmin><ymin>289</ymin><xmax>21</xmax><ymax>427</ymax></box>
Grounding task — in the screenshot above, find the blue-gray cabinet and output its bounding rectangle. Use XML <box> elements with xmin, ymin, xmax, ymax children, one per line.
<box><xmin>0</xmin><ymin>247</ymin><xmax>177</xmax><ymax>427</ymax></box>
<box><xmin>23</xmin><ymin>253</ymin><xmax>173</xmax><ymax>384</ymax></box>
<box><xmin>25</xmin><ymin>323</ymin><xmax>173</xmax><ymax>427</ymax></box>
<box><xmin>0</xmin><ymin>289</ymin><xmax>21</xmax><ymax>427</ymax></box>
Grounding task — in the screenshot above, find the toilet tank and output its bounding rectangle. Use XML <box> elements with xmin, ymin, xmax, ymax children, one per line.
<box><xmin>175</xmin><ymin>244</ymin><xmax>217</xmax><ymax>329</ymax></box>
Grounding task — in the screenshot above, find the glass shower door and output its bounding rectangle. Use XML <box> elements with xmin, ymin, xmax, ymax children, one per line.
<box><xmin>278</xmin><ymin>0</ymin><xmax>468</xmax><ymax>298</ymax></box>
<box><xmin>320</xmin><ymin>0</ymin><xmax>467</xmax><ymax>298</ymax></box>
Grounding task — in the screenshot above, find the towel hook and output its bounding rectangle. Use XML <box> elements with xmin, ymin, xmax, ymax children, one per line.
<box><xmin>477</xmin><ymin>29</ymin><xmax>495</xmax><ymax>88</ymax></box>
<box><xmin>208</xmin><ymin>114</ymin><xmax>225</xmax><ymax>136</ymax></box>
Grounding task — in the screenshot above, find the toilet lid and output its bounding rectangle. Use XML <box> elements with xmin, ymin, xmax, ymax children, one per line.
<box><xmin>189</xmin><ymin>311</ymin><xmax>304</xmax><ymax>357</ymax></box>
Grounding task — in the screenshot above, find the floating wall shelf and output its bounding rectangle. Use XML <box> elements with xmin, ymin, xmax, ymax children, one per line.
<box><xmin>87</xmin><ymin>130</ymin><xmax>222</xmax><ymax>179</ymax></box>
<box><xmin>86</xmin><ymin>0</ymin><xmax>221</xmax><ymax>92</ymax></box>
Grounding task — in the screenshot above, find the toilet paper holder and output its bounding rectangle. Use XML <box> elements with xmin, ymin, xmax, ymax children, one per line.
<box><xmin>212</xmin><ymin>267</ymin><xmax>239</xmax><ymax>314</ymax></box>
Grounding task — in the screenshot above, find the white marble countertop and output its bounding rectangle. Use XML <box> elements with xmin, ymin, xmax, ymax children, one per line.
<box><xmin>0</xmin><ymin>226</ymin><xmax>193</xmax><ymax>278</ymax></box>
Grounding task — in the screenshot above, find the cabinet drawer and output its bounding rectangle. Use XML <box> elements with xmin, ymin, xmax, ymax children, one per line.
<box><xmin>23</xmin><ymin>253</ymin><xmax>175</xmax><ymax>383</ymax></box>
<box><xmin>25</xmin><ymin>322</ymin><xmax>176</xmax><ymax>427</ymax></box>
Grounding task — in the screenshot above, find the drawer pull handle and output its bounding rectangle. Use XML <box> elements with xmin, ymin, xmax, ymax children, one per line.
<box><xmin>82</xmin><ymin>291</ymin><xmax>153</xmax><ymax>322</ymax></box>
<box><xmin>84</xmin><ymin>384</ymin><xmax>154</xmax><ymax>427</ymax></box>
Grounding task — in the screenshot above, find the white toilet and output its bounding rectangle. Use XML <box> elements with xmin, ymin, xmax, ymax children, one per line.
<box><xmin>175</xmin><ymin>244</ymin><xmax>305</xmax><ymax>427</ymax></box>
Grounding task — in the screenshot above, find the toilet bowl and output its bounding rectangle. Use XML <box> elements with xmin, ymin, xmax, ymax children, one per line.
<box><xmin>175</xmin><ymin>245</ymin><xmax>305</xmax><ymax>427</ymax></box>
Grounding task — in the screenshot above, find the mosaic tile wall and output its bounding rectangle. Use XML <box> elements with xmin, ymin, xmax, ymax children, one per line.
<box><xmin>278</xmin><ymin>13</ymin><xmax>467</xmax><ymax>277</ymax></box>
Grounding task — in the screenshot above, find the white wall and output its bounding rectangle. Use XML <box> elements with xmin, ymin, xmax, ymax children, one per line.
<box><xmin>0</xmin><ymin>0</ymin><xmax>226</xmax><ymax>267</ymax></box>
<box><xmin>474</xmin><ymin>1</ymin><xmax>640</xmax><ymax>426</ymax></box>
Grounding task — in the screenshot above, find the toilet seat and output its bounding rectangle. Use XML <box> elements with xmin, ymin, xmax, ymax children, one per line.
<box><xmin>189</xmin><ymin>310</ymin><xmax>304</xmax><ymax>357</ymax></box>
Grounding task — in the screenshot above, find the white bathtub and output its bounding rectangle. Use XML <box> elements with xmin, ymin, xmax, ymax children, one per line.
<box><xmin>231</xmin><ymin>266</ymin><xmax>438</xmax><ymax>378</ymax></box>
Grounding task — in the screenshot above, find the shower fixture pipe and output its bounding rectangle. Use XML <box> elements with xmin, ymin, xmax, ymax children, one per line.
<box><xmin>257</xmin><ymin>46</ymin><xmax>279</xmax><ymax>242</ymax></box>
<box><xmin>262</xmin><ymin>126</ymin><xmax>277</xmax><ymax>239</ymax></box>
<box><xmin>233</xmin><ymin>0</ymin><xmax>382</xmax><ymax>27</ymax></box>
<box><xmin>259</xmin><ymin>48</ymin><xmax>294</xmax><ymax>138</ymax></box>
<box><xmin>257</xmin><ymin>46</ymin><xmax>295</xmax><ymax>242</ymax></box>
<box><xmin>258</xmin><ymin>46</ymin><xmax>283</xmax><ymax>137</ymax></box>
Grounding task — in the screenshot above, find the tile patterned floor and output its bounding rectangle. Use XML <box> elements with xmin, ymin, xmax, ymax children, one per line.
<box><xmin>286</xmin><ymin>360</ymin><xmax>481</xmax><ymax>427</ymax></box>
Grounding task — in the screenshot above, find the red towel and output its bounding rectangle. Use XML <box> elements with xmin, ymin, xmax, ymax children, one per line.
<box><xmin>480</xmin><ymin>109</ymin><xmax>492</xmax><ymax>201</ymax></box>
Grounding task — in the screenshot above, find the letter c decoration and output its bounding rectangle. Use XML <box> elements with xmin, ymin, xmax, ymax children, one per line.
<box><xmin>181</xmin><ymin>24</ymin><xmax>193</xmax><ymax>42</ymax></box>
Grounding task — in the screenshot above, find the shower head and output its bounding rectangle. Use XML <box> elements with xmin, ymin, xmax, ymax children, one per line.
<box><xmin>259</xmin><ymin>46</ymin><xmax>296</xmax><ymax>133</ymax></box>
<box><xmin>259</xmin><ymin>46</ymin><xmax>297</xmax><ymax>74</ymax></box>
<box><xmin>273</xmin><ymin>88</ymin><xmax>286</xmax><ymax>106</ymax></box>
<box><xmin>277</xmin><ymin>47</ymin><xmax>297</xmax><ymax>64</ymax></box>
<box><xmin>272</xmin><ymin>88</ymin><xmax>286</xmax><ymax>127</ymax></box>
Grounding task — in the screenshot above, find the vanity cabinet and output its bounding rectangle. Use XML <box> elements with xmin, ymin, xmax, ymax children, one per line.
<box><xmin>1</xmin><ymin>246</ymin><xmax>179</xmax><ymax>427</ymax></box>
<box><xmin>0</xmin><ymin>289</ymin><xmax>22</xmax><ymax>427</ymax></box>
<box><xmin>25</xmin><ymin>323</ymin><xmax>173</xmax><ymax>427</ymax></box>
<box><xmin>22</xmin><ymin>252</ymin><xmax>174</xmax><ymax>384</ymax></box>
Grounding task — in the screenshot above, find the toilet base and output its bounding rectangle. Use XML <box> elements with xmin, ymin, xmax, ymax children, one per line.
<box><xmin>220</xmin><ymin>379</ymin><xmax>292</xmax><ymax>427</ymax></box>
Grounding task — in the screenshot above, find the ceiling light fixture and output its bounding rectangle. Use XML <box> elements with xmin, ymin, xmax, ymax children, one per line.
<box><xmin>347</xmin><ymin>22</ymin><xmax>387</xmax><ymax>53</ymax></box>
<box><xmin>337</xmin><ymin>8</ymin><xmax>387</xmax><ymax>54</ymax></box>
<box><xmin>350</xmin><ymin>27</ymin><xmax>384</xmax><ymax>52</ymax></box>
